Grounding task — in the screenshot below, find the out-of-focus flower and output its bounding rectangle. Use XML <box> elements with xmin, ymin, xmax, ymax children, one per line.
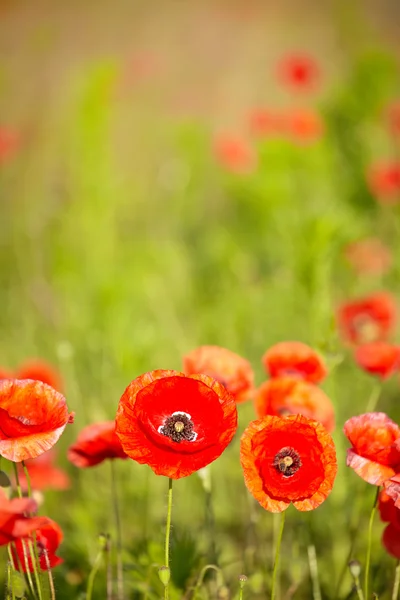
<box><xmin>337</xmin><ymin>292</ymin><xmax>397</xmax><ymax>345</ymax></box>
<box><xmin>345</xmin><ymin>238</ymin><xmax>392</xmax><ymax>277</ymax></box>
<box><xmin>0</xmin><ymin>379</ymin><xmax>74</xmax><ymax>462</ymax></box>
<box><xmin>354</xmin><ymin>342</ymin><xmax>400</xmax><ymax>379</ymax></box>
<box><xmin>68</xmin><ymin>421</ymin><xmax>128</xmax><ymax>468</ymax></box>
<box><xmin>262</xmin><ymin>341</ymin><xmax>327</xmax><ymax>384</ymax></box>
<box><xmin>378</xmin><ymin>489</ymin><xmax>400</xmax><ymax>529</ymax></box>
<box><xmin>386</xmin><ymin>101</ymin><xmax>400</xmax><ymax>135</ymax></box>
<box><xmin>368</xmin><ymin>162</ymin><xmax>400</xmax><ymax>204</ymax></box>
<box><xmin>0</xmin><ymin>127</ymin><xmax>19</xmax><ymax>164</ymax></box>
<box><xmin>116</xmin><ymin>370</ymin><xmax>238</xmax><ymax>479</ymax></box>
<box><xmin>255</xmin><ymin>377</ymin><xmax>335</xmax><ymax>433</ymax></box>
<box><xmin>240</xmin><ymin>414</ymin><xmax>337</xmax><ymax>512</ymax></box>
<box><xmin>183</xmin><ymin>345</ymin><xmax>254</xmax><ymax>404</ymax></box>
<box><xmin>382</xmin><ymin>523</ymin><xmax>400</xmax><ymax>559</ymax></box>
<box><xmin>0</xmin><ymin>359</ymin><xmax>63</xmax><ymax>393</ymax></box>
<box><xmin>213</xmin><ymin>135</ymin><xmax>257</xmax><ymax>173</ymax></box>
<box><xmin>344</xmin><ymin>413</ymin><xmax>400</xmax><ymax>485</ymax></box>
<box><xmin>284</xmin><ymin>109</ymin><xmax>324</xmax><ymax>142</ymax></box>
<box><xmin>0</xmin><ymin>492</ymin><xmax>50</xmax><ymax>547</ymax></box>
<box><xmin>16</xmin><ymin>449</ymin><xmax>70</xmax><ymax>492</ymax></box>
<box><xmin>276</xmin><ymin>54</ymin><xmax>320</xmax><ymax>92</ymax></box>
<box><xmin>12</xmin><ymin>519</ymin><xmax>63</xmax><ymax>571</ymax></box>
<box><xmin>248</xmin><ymin>108</ymin><xmax>285</xmax><ymax>138</ymax></box>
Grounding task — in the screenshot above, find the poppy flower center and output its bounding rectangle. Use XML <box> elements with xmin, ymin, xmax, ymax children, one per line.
<box><xmin>158</xmin><ymin>411</ymin><xmax>197</xmax><ymax>443</ymax></box>
<box><xmin>273</xmin><ymin>446</ymin><xmax>302</xmax><ymax>477</ymax></box>
<box><xmin>353</xmin><ymin>314</ymin><xmax>380</xmax><ymax>343</ymax></box>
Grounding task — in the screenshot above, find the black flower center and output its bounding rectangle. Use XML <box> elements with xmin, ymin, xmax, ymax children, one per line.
<box><xmin>273</xmin><ymin>446</ymin><xmax>302</xmax><ymax>477</ymax></box>
<box><xmin>159</xmin><ymin>412</ymin><xmax>197</xmax><ymax>443</ymax></box>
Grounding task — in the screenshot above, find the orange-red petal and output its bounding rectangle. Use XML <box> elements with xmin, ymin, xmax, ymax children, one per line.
<box><xmin>354</xmin><ymin>342</ymin><xmax>400</xmax><ymax>379</ymax></box>
<box><xmin>262</xmin><ymin>341</ymin><xmax>327</xmax><ymax>384</ymax></box>
<box><xmin>68</xmin><ymin>421</ymin><xmax>128</xmax><ymax>468</ymax></box>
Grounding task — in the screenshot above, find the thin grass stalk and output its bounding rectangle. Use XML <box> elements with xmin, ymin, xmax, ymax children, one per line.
<box><xmin>307</xmin><ymin>545</ymin><xmax>321</xmax><ymax>600</ymax></box>
<box><xmin>366</xmin><ymin>382</ymin><xmax>382</xmax><ymax>413</ymax></box>
<box><xmin>163</xmin><ymin>478</ymin><xmax>173</xmax><ymax>600</ymax></box>
<box><xmin>42</xmin><ymin>549</ymin><xmax>56</xmax><ymax>600</ymax></box>
<box><xmin>110</xmin><ymin>460</ymin><xmax>124</xmax><ymax>600</ymax></box>
<box><xmin>7</xmin><ymin>559</ymin><xmax>16</xmax><ymax>600</ymax></box>
<box><xmin>21</xmin><ymin>540</ymin><xmax>38</xmax><ymax>600</ymax></box>
<box><xmin>86</xmin><ymin>545</ymin><xmax>104</xmax><ymax>600</ymax></box>
<box><xmin>392</xmin><ymin>561</ymin><xmax>400</xmax><ymax>600</ymax></box>
<box><xmin>192</xmin><ymin>565</ymin><xmax>222</xmax><ymax>600</ymax></box>
<box><xmin>364</xmin><ymin>487</ymin><xmax>380</xmax><ymax>600</ymax></box>
<box><xmin>21</xmin><ymin>462</ymin><xmax>44</xmax><ymax>600</ymax></box>
<box><xmin>271</xmin><ymin>510</ymin><xmax>286</xmax><ymax>600</ymax></box>
<box><xmin>105</xmin><ymin>536</ymin><xmax>112</xmax><ymax>600</ymax></box>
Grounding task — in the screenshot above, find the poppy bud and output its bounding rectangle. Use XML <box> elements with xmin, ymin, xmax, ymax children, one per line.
<box><xmin>9</xmin><ymin>570</ymin><xmax>26</xmax><ymax>597</ymax></box>
<box><xmin>239</xmin><ymin>574</ymin><xmax>248</xmax><ymax>588</ymax></box>
<box><xmin>348</xmin><ymin>560</ymin><xmax>361</xmax><ymax>579</ymax></box>
<box><xmin>158</xmin><ymin>566</ymin><xmax>170</xmax><ymax>586</ymax></box>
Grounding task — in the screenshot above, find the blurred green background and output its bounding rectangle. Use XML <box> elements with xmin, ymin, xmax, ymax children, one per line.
<box><xmin>1</xmin><ymin>0</ymin><xmax>400</xmax><ymax>598</ymax></box>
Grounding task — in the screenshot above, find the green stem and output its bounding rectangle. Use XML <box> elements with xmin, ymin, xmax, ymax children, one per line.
<box><xmin>110</xmin><ymin>460</ymin><xmax>124</xmax><ymax>600</ymax></box>
<box><xmin>366</xmin><ymin>382</ymin><xmax>382</xmax><ymax>413</ymax></box>
<box><xmin>364</xmin><ymin>487</ymin><xmax>380</xmax><ymax>600</ymax></box>
<box><xmin>271</xmin><ymin>510</ymin><xmax>286</xmax><ymax>600</ymax></box>
<box><xmin>164</xmin><ymin>478</ymin><xmax>173</xmax><ymax>600</ymax></box>
<box><xmin>86</xmin><ymin>548</ymin><xmax>104</xmax><ymax>600</ymax></box>
<box><xmin>7</xmin><ymin>554</ymin><xmax>16</xmax><ymax>600</ymax></box>
<box><xmin>192</xmin><ymin>565</ymin><xmax>222</xmax><ymax>600</ymax></box>
<box><xmin>307</xmin><ymin>544</ymin><xmax>321</xmax><ymax>600</ymax></box>
<box><xmin>43</xmin><ymin>549</ymin><xmax>56</xmax><ymax>600</ymax></box>
<box><xmin>21</xmin><ymin>462</ymin><xmax>44</xmax><ymax>600</ymax></box>
<box><xmin>392</xmin><ymin>561</ymin><xmax>400</xmax><ymax>600</ymax></box>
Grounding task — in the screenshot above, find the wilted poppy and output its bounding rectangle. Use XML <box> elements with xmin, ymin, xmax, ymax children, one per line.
<box><xmin>367</xmin><ymin>162</ymin><xmax>400</xmax><ymax>204</ymax></box>
<box><xmin>0</xmin><ymin>492</ymin><xmax>50</xmax><ymax>547</ymax></box>
<box><xmin>16</xmin><ymin>449</ymin><xmax>70</xmax><ymax>492</ymax></box>
<box><xmin>240</xmin><ymin>414</ymin><xmax>337</xmax><ymax>512</ymax></box>
<box><xmin>0</xmin><ymin>379</ymin><xmax>74</xmax><ymax>463</ymax></box>
<box><xmin>68</xmin><ymin>421</ymin><xmax>128</xmax><ymax>468</ymax></box>
<box><xmin>354</xmin><ymin>342</ymin><xmax>400</xmax><ymax>379</ymax></box>
<box><xmin>255</xmin><ymin>377</ymin><xmax>335</xmax><ymax>433</ymax></box>
<box><xmin>213</xmin><ymin>135</ymin><xmax>257</xmax><ymax>173</ymax></box>
<box><xmin>183</xmin><ymin>345</ymin><xmax>254</xmax><ymax>404</ymax></box>
<box><xmin>344</xmin><ymin>238</ymin><xmax>392</xmax><ymax>277</ymax></box>
<box><xmin>284</xmin><ymin>109</ymin><xmax>324</xmax><ymax>143</ymax></box>
<box><xmin>276</xmin><ymin>53</ymin><xmax>320</xmax><ymax>92</ymax></box>
<box><xmin>378</xmin><ymin>490</ymin><xmax>400</xmax><ymax>529</ymax></box>
<box><xmin>262</xmin><ymin>341</ymin><xmax>327</xmax><ymax>384</ymax></box>
<box><xmin>344</xmin><ymin>413</ymin><xmax>400</xmax><ymax>485</ymax></box>
<box><xmin>248</xmin><ymin>108</ymin><xmax>284</xmax><ymax>138</ymax></box>
<box><xmin>115</xmin><ymin>370</ymin><xmax>238</xmax><ymax>479</ymax></box>
<box><xmin>337</xmin><ymin>292</ymin><xmax>397</xmax><ymax>345</ymax></box>
<box><xmin>12</xmin><ymin>519</ymin><xmax>63</xmax><ymax>571</ymax></box>
<box><xmin>382</xmin><ymin>524</ymin><xmax>400</xmax><ymax>559</ymax></box>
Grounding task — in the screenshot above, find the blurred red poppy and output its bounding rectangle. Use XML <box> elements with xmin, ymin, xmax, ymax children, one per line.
<box><xmin>116</xmin><ymin>370</ymin><xmax>238</xmax><ymax>479</ymax></box>
<box><xmin>248</xmin><ymin>108</ymin><xmax>285</xmax><ymax>138</ymax></box>
<box><xmin>344</xmin><ymin>413</ymin><xmax>400</xmax><ymax>485</ymax></box>
<box><xmin>337</xmin><ymin>292</ymin><xmax>396</xmax><ymax>345</ymax></box>
<box><xmin>0</xmin><ymin>379</ymin><xmax>74</xmax><ymax>462</ymax></box>
<box><xmin>16</xmin><ymin>449</ymin><xmax>70</xmax><ymax>492</ymax></box>
<box><xmin>240</xmin><ymin>414</ymin><xmax>337</xmax><ymax>512</ymax></box>
<box><xmin>378</xmin><ymin>490</ymin><xmax>400</xmax><ymax>529</ymax></box>
<box><xmin>368</xmin><ymin>162</ymin><xmax>400</xmax><ymax>204</ymax></box>
<box><xmin>213</xmin><ymin>135</ymin><xmax>257</xmax><ymax>173</ymax></box>
<box><xmin>276</xmin><ymin>54</ymin><xmax>320</xmax><ymax>92</ymax></box>
<box><xmin>68</xmin><ymin>421</ymin><xmax>128</xmax><ymax>468</ymax></box>
<box><xmin>262</xmin><ymin>341</ymin><xmax>327</xmax><ymax>384</ymax></box>
<box><xmin>183</xmin><ymin>345</ymin><xmax>254</xmax><ymax>404</ymax></box>
<box><xmin>387</xmin><ymin>102</ymin><xmax>400</xmax><ymax>135</ymax></box>
<box><xmin>382</xmin><ymin>523</ymin><xmax>400</xmax><ymax>559</ymax></box>
<box><xmin>344</xmin><ymin>238</ymin><xmax>392</xmax><ymax>277</ymax></box>
<box><xmin>0</xmin><ymin>127</ymin><xmax>19</xmax><ymax>164</ymax></box>
<box><xmin>12</xmin><ymin>519</ymin><xmax>63</xmax><ymax>572</ymax></box>
<box><xmin>0</xmin><ymin>359</ymin><xmax>63</xmax><ymax>393</ymax></box>
<box><xmin>354</xmin><ymin>342</ymin><xmax>400</xmax><ymax>379</ymax></box>
<box><xmin>255</xmin><ymin>377</ymin><xmax>335</xmax><ymax>433</ymax></box>
<box><xmin>0</xmin><ymin>492</ymin><xmax>50</xmax><ymax>547</ymax></box>
<box><xmin>284</xmin><ymin>109</ymin><xmax>324</xmax><ymax>142</ymax></box>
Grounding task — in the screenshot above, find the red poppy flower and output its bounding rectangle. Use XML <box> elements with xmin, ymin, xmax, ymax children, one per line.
<box><xmin>378</xmin><ymin>490</ymin><xmax>400</xmax><ymax>529</ymax></box>
<box><xmin>337</xmin><ymin>292</ymin><xmax>397</xmax><ymax>345</ymax></box>
<box><xmin>382</xmin><ymin>524</ymin><xmax>400</xmax><ymax>559</ymax></box>
<box><xmin>16</xmin><ymin>449</ymin><xmax>70</xmax><ymax>492</ymax></box>
<box><xmin>276</xmin><ymin>54</ymin><xmax>320</xmax><ymax>92</ymax></box>
<box><xmin>115</xmin><ymin>370</ymin><xmax>238</xmax><ymax>479</ymax></box>
<box><xmin>344</xmin><ymin>413</ymin><xmax>400</xmax><ymax>485</ymax></box>
<box><xmin>240</xmin><ymin>414</ymin><xmax>337</xmax><ymax>512</ymax></box>
<box><xmin>68</xmin><ymin>421</ymin><xmax>128</xmax><ymax>468</ymax></box>
<box><xmin>262</xmin><ymin>341</ymin><xmax>327</xmax><ymax>384</ymax></box>
<box><xmin>213</xmin><ymin>135</ymin><xmax>257</xmax><ymax>173</ymax></box>
<box><xmin>0</xmin><ymin>127</ymin><xmax>19</xmax><ymax>164</ymax></box>
<box><xmin>384</xmin><ymin>471</ymin><xmax>400</xmax><ymax>508</ymax></box>
<box><xmin>255</xmin><ymin>377</ymin><xmax>335</xmax><ymax>433</ymax></box>
<box><xmin>344</xmin><ymin>238</ymin><xmax>392</xmax><ymax>277</ymax></box>
<box><xmin>387</xmin><ymin>102</ymin><xmax>400</xmax><ymax>135</ymax></box>
<box><xmin>16</xmin><ymin>360</ymin><xmax>63</xmax><ymax>393</ymax></box>
<box><xmin>367</xmin><ymin>162</ymin><xmax>400</xmax><ymax>204</ymax></box>
<box><xmin>0</xmin><ymin>379</ymin><xmax>74</xmax><ymax>463</ymax></box>
<box><xmin>0</xmin><ymin>492</ymin><xmax>51</xmax><ymax>547</ymax></box>
<box><xmin>12</xmin><ymin>519</ymin><xmax>63</xmax><ymax>572</ymax></box>
<box><xmin>248</xmin><ymin>109</ymin><xmax>285</xmax><ymax>138</ymax></box>
<box><xmin>183</xmin><ymin>345</ymin><xmax>254</xmax><ymax>404</ymax></box>
<box><xmin>354</xmin><ymin>342</ymin><xmax>400</xmax><ymax>379</ymax></box>
<box><xmin>284</xmin><ymin>109</ymin><xmax>324</xmax><ymax>142</ymax></box>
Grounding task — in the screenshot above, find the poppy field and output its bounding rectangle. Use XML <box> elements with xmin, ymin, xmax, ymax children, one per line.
<box><xmin>1</xmin><ymin>2</ymin><xmax>400</xmax><ymax>599</ymax></box>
